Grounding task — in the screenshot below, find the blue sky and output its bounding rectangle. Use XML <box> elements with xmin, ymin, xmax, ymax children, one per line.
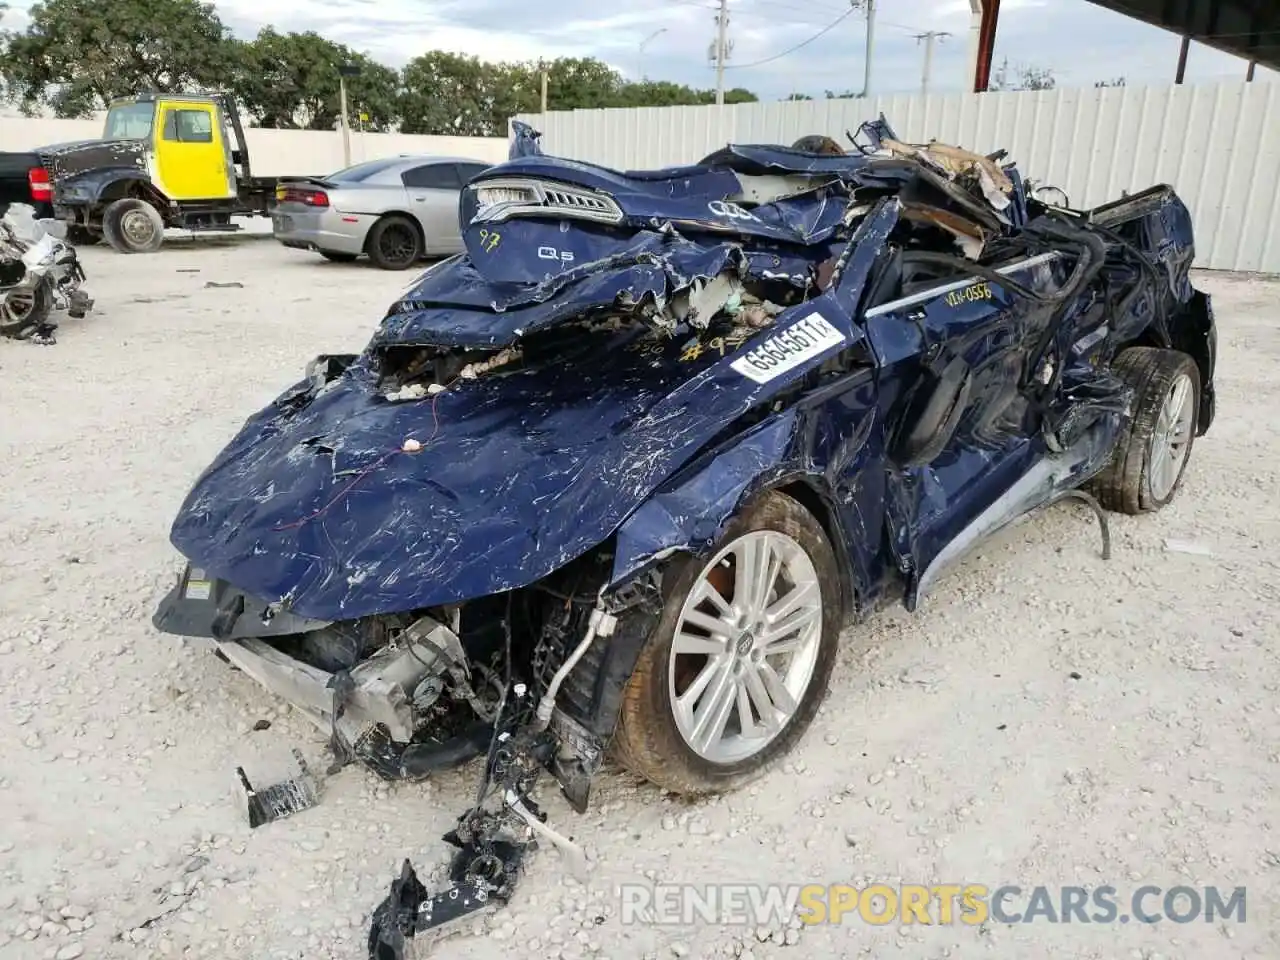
<box><xmin>3</xmin><ymin>0</ymin><xmax>1274</xmax><ymax>99</ymax></box>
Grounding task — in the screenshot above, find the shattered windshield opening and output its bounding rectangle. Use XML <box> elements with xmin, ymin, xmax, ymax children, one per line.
<box><xmin>371</xmin><ymin>268</ymin><xmax>826</xmax><ymax>401</ymax></box>
<box><xmin>104</xmin><ymin>102</ymin><xmax>156</xmax><ymax>140</ymax></box>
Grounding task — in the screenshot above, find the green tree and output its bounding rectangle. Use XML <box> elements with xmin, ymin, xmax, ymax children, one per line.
<box><xmin>541</xmin><ymin>57</ymin><xmax>623</xmax><ymax>110</ymax></box>
<box><xmin>230</xmin><ymin>29</ymin><xmax>399</xmax><ymax>131</ymax></box>
<box><xmin>0</xmin><ymin>0</ymin><xmax>238</xmax><ymax>117</ymax></box>
<box><xmin>399</xmin><ymin>51</ymin><xmax>504</xmax><ymax>136</ymax></box>
<box><xmin>719</xmin><ymin>87</ymin><xmax>759</xmax><ymax>104</ymax></box>
<box><xmin>613</xmin><ymin>80</ymin><xmax>752</xmax><ymax>108</ymax></box>
<box><xmin>988</xmin><ymin>57</ymin><xmax>1056</xmax><ymax>92</ymax></box>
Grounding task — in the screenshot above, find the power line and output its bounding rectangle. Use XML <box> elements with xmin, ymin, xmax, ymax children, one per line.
<box><xmin>723</xmin><ymin>5</ymin><xmax>859</xmax><ymax>69</ymax></box>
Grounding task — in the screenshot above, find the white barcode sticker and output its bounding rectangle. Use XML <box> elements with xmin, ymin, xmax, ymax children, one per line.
<box><xmin>729</xmin><ymin>311</ymin><xmax>847</xmax><ymax>384</ymax></box>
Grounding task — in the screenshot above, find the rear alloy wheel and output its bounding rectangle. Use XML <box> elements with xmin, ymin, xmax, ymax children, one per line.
<box><xmin>102</xmin><ymin>198</ymin><xmax>165</xmax><ymax>254</ymax></box>
<box><xmin>1091</xmin><ymin>346</ymin><xmax>1201</xmax><ymax>515</ymax></box>
<box><xmin>613</xmin><ymin>491</ymin><xmax>841</xmax><ymax>795</ymax></box>
<box><xmin>318</xmin><ymin>250</ymin><xmax>358</xmax><ymax>263</ymax></box>
<box><xmin>365</xmin><ymin>215</ymin><xmax>422</xmax><ymax>270</ymax></box>
<box><xmin>0</xmin><ymin>283</ymin><xmax>52</xmax><ymax>337</ymax></box>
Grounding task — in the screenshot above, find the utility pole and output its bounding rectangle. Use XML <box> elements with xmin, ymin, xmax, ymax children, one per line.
<box><xmin>915</xmin><ymin>31</ymin><xmax>950</xmax><ymax>94</ymax></box>
<box><xmin>540</xmin><ymin>60</ymin><xmax>549</xmax><ymax>113</ymax></box>
<box><xmin>862</xmin><ymin>0</ymin><xmax>877</xmax><ymax>98</ymax></box>
<box><xmin>337</xmin><ymin>63</ymin><xmax>361</xmax><ymax>168</ymax></box>
<box><xmin>711</xmin><ymin>0</ymin><xmax>731</xmax><ymax>106</ymax></box>
<box><xmin>339</xmin><ymin>76</ymin><xmax>351</xmax><ymax>166</ymax></box>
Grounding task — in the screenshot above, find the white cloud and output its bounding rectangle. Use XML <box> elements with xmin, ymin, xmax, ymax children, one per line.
<box><xmin>3</xmin><ymin>0</ymin><xmax>1274</xmax><ymax>100</ymax></box>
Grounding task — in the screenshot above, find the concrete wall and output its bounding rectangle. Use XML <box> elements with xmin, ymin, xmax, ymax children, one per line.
<box><xmin>0</xmin><ymin>117</ymin><xmax>510</xmax><ymax>176</ymax></box>
<box><xmin>518</xmin><ymin>80</ymin><xmax>1280</xmax><ymax>274</ymax></box>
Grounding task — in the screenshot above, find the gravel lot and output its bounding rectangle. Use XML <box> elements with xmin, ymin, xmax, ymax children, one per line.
<box><xmin>1</xmin><ymin>234</ymin><xmax>1277</xmax><ymax>960</ymax></box>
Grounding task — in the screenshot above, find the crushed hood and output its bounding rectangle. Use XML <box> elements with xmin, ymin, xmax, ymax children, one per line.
<box><xmin>168</xmin><ymin>201</ymin><xmax>897</xmax><ymax>621</ymax></box>
<box><xmin>168</xmin><ymin>293</ymin><xmax>868</xmax><ymax>621</ymax></box>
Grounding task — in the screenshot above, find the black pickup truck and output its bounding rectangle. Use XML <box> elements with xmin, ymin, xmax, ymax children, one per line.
<box><xmin>0</xmin><ymin>151</ymin><xmax>55</xmax><ymax>220</ymax></box>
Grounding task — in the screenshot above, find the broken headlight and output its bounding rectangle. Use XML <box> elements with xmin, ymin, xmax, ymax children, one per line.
<box><xmin>469</xmin><ymin>177</ymin><xmax>624</xmax><ymax>226</ymax></box>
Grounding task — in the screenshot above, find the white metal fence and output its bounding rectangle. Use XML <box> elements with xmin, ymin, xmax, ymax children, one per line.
<box><xmin>517</xmin><ymin>80</ymin><xmax>1280</xmax><ymax>274</ymax></box>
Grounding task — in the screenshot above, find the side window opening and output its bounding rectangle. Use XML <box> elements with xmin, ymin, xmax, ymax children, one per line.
<box><xmin>402</xmin><ymin>164</ymin><xmax>461</xmax><ymax>190</ymax></box>
<box><xmin>163</xmin><ymin>109</ymin><xmax>214</xmax><ymax>144</ymax></box>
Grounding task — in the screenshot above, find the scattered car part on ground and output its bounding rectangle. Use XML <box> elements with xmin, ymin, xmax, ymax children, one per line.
<box><xmin>271</xmin><ymin>156</ymin><xmax>493</xmax><ymax>269</ymax></box>
<box><xmin>39</xmin><ymin>91</ymin><xmax>315</xmax><ymax>253</ymax></box>
<box><xmin>151</xmin><ymin>115</ymin><xmax>1217</xmax><ymax>955</ymax></box>
<box><xmin>0</xmin><ymin>206</ymin><xmax>93</xmax><ymax>345</ymax></box>
<box><xmin>235</xmin><ymin>747</ymin><xmax>320</xmax><ymax>829</ymax></box>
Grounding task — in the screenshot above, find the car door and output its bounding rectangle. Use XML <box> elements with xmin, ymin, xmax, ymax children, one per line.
<box><xmin>153</xmin><ymin>102</ymin><xmax>236</xmax><ymax>201</ymax></box>
<box><xmin>401</xmin><ymin>162</ymin><xmax>463</xmax><ymax>253</ymax></box>
<box><xmin>860</xmin><ymin>250</ymin><xmax>1066</xmax><ymax>608</ymax></box>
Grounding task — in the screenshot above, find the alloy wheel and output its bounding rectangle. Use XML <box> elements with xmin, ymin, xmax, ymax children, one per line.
<box><xmin>1149</xmin><ymin>372</ymin><xmax>1195</xmax><ymax>501</ymax></box>
<box><xmin>667</xmin><ymin>530</ymin><xmax>823</xmax><ymax>764</ymax></box>
<box><xmin>378</xmin><ymin>225</ymin><xmax>417</xmax><ymax>266</ymax></box>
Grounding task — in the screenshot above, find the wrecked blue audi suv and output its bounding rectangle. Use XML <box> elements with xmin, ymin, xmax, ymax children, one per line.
<box><xmin>153</xmin><ymin>117</ymin><xmax>1216</xmax><ymax>950</ymax></box>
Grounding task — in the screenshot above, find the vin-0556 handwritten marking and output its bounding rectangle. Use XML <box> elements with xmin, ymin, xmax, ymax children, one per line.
<box><xmin>945</xmin><ymin>282</ymin><xmax>993</xmax><ymax>308</ymax></box>
<box><xmin>729</xmin><ymin>312</ymin><xmax>847</xmax><ymax>384</ymax></box>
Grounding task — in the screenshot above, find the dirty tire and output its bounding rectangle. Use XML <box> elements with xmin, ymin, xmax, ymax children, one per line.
<box><xmin>612</xmin><ymin>490</ymin><xmax>841</xmax><ymax>796</ymax></box>
<box><xmin>66</xmin><ymin>225</ymin><xmax>101</xmax><ymax>246</ymax></box>
<box><xmin>102</xmin><ymin>198</ymin><xmax>165</xmax><ymax>254</ymax></box>
<box><xmin>1091</xmin><ymin>346</ymin><xmax>1201</xmax><ymax>515</ymax></box>
<box><xmin>318</xmin><ymin>250</ymin><xmax>358</xmax><ymax>263</ymax></box>
<box><xmin>0</xmin><ymin>281</ymin><xmax>52</xmax><ymax>337</ymax></box>
<box><xmin>365</xmin><ymin>215</ymin><xmax>422</xmax><ymax>270</ymax></box>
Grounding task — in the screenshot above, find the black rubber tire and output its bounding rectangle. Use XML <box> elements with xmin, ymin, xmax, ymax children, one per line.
<box><xmin>0</xmin><ymin>281</ymin><xmax>53</xmax><ymax>338</ymax></box>
<box><xmin>318</xmin><ymin>250</ymin><xmax>358</xmax><ymax>263</ymax></box>
<box><xmin>66</xmin><ymin>225</ymin><xmax>101</xmax><ymax>246</ymax></box>
<box><xmin>365</xmin><ymin>215</ymin><xmax>422</xmax><ymax>270</ymax></box>
<box><xmin>1091</xmin><ymin>347</ymin><xmax>1201</xmax><ymax>515</ymax></box>
<box><xmin>102</xmin><ymin>198</ymin><xmax>165</xmax><ymax>254</ymax></box>
<box><xmin>612</xmin><ymin>490</ymin><xmax>842</xmax><ymax>796</ymax></box>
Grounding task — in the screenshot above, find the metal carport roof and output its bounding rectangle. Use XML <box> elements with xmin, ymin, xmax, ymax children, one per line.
<box><xmin>971</xmin><ymin>0</ymin><xmax>1278</xmax><ymax>91</ymax></box>
<box><xmin>1094</xmin><ymin>0</ymin><xmax>1280</xmax><ymax>70</ymax></box>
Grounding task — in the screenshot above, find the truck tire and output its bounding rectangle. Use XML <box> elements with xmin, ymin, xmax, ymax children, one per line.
<box><xmin>1090</xmin><ymin>347</ymin><xmax>1201</xmax><ymax>515</ymax></box>
<box><xmin>103</xmin><ymin>198</ymin><xmax>165</xmax><ymax>254</ymax></box>
<box><xmin>365</xmin><ymin>214</ymin><xmax>422</xmax><ymax>270</ymax></box>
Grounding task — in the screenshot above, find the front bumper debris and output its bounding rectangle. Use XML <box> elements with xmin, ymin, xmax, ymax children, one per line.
<box><xmin>236</xmin><ymin>747</ymin><xmax>320</xmax><ymax>828</ymax></box>
<box><xmin>366</xmin><ymin>686</ymin><xmax>591</xmax><ymax>959</ymax></box>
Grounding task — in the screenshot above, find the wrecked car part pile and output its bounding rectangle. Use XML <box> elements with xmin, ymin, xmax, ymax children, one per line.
<box><xmin>150</xmin><ymin>115</ymin><xmax>1217</xmax><ymax>956</ymax></box>
<box><xmin>0</xmin><ymin>207</ymin><xmax>93</xmax><ymax>345</ymax></box>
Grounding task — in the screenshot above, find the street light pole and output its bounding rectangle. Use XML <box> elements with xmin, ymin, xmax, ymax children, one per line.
<box><xmin>638</xmin><ymin>27</ymin><xmax>667</xmax><ymax>81</ymax></box>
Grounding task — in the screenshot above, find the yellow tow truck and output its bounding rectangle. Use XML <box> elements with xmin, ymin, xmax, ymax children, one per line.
<box><xmin>38</xmin><ymin>91</ymin><xmax>301</xmax><ymax>253</ymax></box>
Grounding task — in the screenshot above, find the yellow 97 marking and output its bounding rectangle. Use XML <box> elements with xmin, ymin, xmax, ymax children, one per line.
<box><xmin>945</xmin><ymin>282</ymin><xmax>993</xmax><ymax>308</ymax></box>
<box><xmin>477</xmin><ymin>228</ymin><xmax>501</xmax><ymax>253</ymax></box>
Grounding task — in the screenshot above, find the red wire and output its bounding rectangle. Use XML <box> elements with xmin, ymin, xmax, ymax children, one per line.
<box><xmin>272</xmin><ymin>374</ymin><xmax>459</xmax><ymax>531</ymax></box>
